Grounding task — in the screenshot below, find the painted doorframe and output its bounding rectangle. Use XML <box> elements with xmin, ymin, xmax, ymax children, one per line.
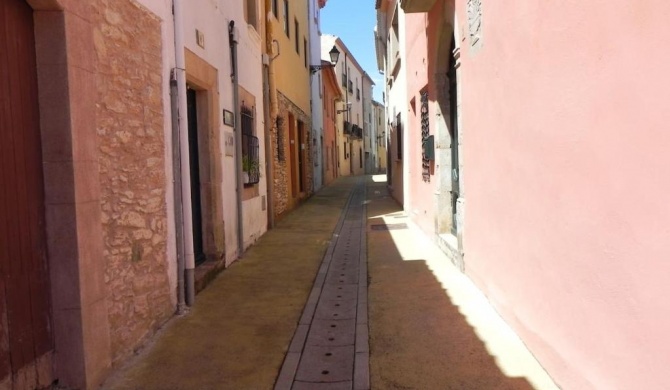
<box><xmin>184</xmin><ymin>49</ymin><xmax>225</xmax><ymax>263</ymax></box>
<box><xmin>432</xmin><ymin>7</ymin><xmax>465</xmax><ymax>270</ymax></box>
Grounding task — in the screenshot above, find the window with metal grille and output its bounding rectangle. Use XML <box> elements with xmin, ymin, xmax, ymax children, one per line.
<box><xmin>421</xmin><ymin>90</ymin><xmax>430</xmax><ymax>182</ymax></box>
<box><xmin>241</xmin><ymin>105</ymin><xmax>260</xmax><ymax>185</ymax></box>
<box><xmin>396</xmin><ymin>113</ymin><xmax>402</xmax><ymax>160</ymax></box>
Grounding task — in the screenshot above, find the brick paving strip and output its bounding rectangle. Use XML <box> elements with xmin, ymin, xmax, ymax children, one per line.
<box><xmin>275</xmin><ymin>177</ymin><xmax>369</xmax><ymax>390</ymax></box>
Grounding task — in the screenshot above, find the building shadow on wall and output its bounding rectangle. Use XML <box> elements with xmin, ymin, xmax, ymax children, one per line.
<box><xmin>365</xmin><ymin>176</ymin><xmax>546</xmax><ymax>390</ymax></box>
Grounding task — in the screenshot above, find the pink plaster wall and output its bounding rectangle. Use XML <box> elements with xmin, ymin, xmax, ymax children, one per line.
<box><xmin>405</xmin><ymin>13</ymin><xmax>437</xmax><ymax>236</ymax></box>
<box><xmin>449</xmin><ymin>1</ymin><xmax>670</xmax><ymax>389</ymax></box>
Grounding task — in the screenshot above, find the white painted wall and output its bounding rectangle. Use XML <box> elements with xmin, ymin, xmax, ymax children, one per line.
<box><xmin>382</xmin><ymin>4</ymin><xmax>408</xmax><ymax>205</ymax></box>
<box><xmin>309</xmin><ymin>0</ymin><xmax>324</xmax><ymax>190</ymax></box>
<box><xmin>363</xmin><ymin>76</ymin><xmax>374</xmax><ymax>173</ymax></box>
<box><xmin>138</xmin><ymin>0</ymin><xmax>268</xmax><ymax>280</ymax></box>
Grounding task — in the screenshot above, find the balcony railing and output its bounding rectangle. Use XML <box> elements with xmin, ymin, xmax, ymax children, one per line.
<box><xmin>352</xmin><ymin>124</ymin><xmax>363</xmax><ymax>139</ymax></box>
<box><xmin>344</xmin><ymin>121</ymin><xmax>362</xmax><ymax>139</ymax></box>
<box><xmin>344</xmin><ymin>121</ymin><xmax>353</xmax><ymax>136</ymax></box>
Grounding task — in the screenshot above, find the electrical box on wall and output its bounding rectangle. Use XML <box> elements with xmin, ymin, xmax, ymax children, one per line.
<box><xmin>423</xmin><ymin>135</ymin><xmax>435</xmax><ymax>160</ymax></box>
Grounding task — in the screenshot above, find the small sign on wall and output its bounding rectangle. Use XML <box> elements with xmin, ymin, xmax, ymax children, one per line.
<box><xmin>196</xmin><ymin>29</ymin><xmax>205</xmax><ymax>48</ymax></box>
<box><xmin>224</xmin><ymin>131</ymin><xmax>235</xmax><ymax>156</ymax></box>
<box><xmin>223</xmin><ymin>109</ymin><xmax>235</xmax><ymax>127</ymax></box>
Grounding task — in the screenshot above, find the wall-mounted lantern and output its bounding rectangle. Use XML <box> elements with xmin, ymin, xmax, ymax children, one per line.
<box><xmin>309</xmin><ymin>46</ymin><xmax>340</xmax><ymax>74</ymax></box>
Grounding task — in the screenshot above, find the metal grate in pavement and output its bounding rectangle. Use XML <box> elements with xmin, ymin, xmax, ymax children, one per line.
<box><xmin>275</xmin><ymin>178</ymin><xmax>369</xmax><ymax>390</ymax></box>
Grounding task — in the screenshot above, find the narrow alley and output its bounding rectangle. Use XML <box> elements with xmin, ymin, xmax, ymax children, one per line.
<box><xmin>102</xmin><ymin>176</ymin><xmax>556</xmax><ymax>390</ymax></box>
<box><xmin>3</xmin><ymin>1</ymin><xmax>669</xmax><ymax>389</ymax></box>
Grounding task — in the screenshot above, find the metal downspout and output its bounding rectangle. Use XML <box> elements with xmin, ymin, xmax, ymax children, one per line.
<box><xmin>169</xmin><ymin>75</ymin><xmax>186</xmax><ymax>313</ymax></box>
<box><xmin>229</xmin><ymin>21</ymin><xmax>245</xmax><ymax>256</ymax></box>
<box><xmin>265</xmin><ymin>0</ymin><xmax>279</xmax><ymax>229</ymax></box>
<box><xmin>172</xmin><ymin>0</ymin><xmax>196</xmax><ymax>306</ymax></box>
<box><xmin>262</xmin><ymin>65</ymin><xmax>275</xmax><ymax>229</ymax></box>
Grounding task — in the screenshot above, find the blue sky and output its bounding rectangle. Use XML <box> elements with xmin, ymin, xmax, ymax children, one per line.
<box><xmin>321</xmin><ymin>0</ymin><xmax>384</xmax><ymax>102</ymax></box>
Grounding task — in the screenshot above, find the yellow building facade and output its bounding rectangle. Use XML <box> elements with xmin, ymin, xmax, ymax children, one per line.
<box><xmin>265</xmin><ymin>0</ymin><xmax>313</xmax><ymax>218</ymax></box>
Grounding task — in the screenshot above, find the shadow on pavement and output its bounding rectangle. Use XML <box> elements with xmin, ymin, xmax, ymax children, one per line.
<box><xmin>366</xmin><ymin>176</ymin><xmax>541</xmax><ymax>390</ymax></box>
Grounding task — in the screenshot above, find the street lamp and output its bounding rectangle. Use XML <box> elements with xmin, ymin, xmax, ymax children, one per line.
<box><xmin>309</xmin><ymin>46</ymin><xmax>340</xmax><ymax>74</ymax></box>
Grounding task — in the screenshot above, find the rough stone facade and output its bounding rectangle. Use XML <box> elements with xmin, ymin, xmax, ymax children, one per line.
<box><xmin>273</xmin><ymin>92</ymin><xmax>313</xmax><ymax>217</ymax></box>
<box><xmin>92</xmin><ymin>0</ymin><xmax>172</xmax><ymax>365</ymax></box>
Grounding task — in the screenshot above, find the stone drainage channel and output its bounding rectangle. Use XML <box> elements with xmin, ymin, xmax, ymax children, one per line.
<box><xmin>275</xmin><ymin>178</ymin><xmax>369</xmax><ymax>390</ymax></box>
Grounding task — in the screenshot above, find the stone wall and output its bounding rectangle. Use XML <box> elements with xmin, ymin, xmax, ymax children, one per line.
<box><xmin>92</xmin><ymin>0</ymin><xmax>172</xmax><ymax>365</ymax></box>
<box><xmin>273</xmin><ymin>92</ymin><xmax>313</xmax><ymax>217</ymax></box>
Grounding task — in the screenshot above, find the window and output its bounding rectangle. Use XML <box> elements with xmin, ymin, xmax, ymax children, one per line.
<box><xmin>245</xmin><ymin>0</ymin><xmax>258</xmax><ymax>30</ymax></box>
<box><xmin>272</xmin><ymin>0</ymin><xmax>278</xmax><ymax>17</ymax></box>
<box><xmin>241</xmin><ymin>105</ymin><xmax>260</xmax><ymax>185</ymax></box>
<box><xmin>344</xmin><ymin>142</ymin><xmax>347</xmax><ymax>159</ymax></box>
<box><xmin>295</xmin><ymin>19</ymin><xmax>299</xmax><ymax>53</ymax></box>
<box><xmin>341</xmin><ymin>71</ymin><xmax>347</xmax><ymax>88</ymax></box>
<box><xmin>283</xmin><ymin>0</ymin><xmax>289</xmax><ymax>36</ymax></box>
<box><xmin>396</xmin><ymin>113</ymin><xmax>402</xmax><ymax>160</ymax></box>
<box><xmin>304</xmin><ymin>38</ymin><xmax>308</xmax><ymax>68</ymax></box>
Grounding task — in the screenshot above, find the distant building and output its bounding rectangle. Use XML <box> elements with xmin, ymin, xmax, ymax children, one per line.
<box><xmin>268</xmin><ymin>0</ymin><xmax>313</xmax><ymax>218</ymax></box>
<box><xmin>372</xmin><ymin>100</ymin><xmax>387</xmax><ymax>173</ymax></box>
<box><xmin>323</xmin><ymin>35</ymin><xmax>373</xmax><ymax>177</ymax></box>
<box><xmin>320</xmin><ymin>49</ymin><xmax>344</xmax><ymax>186</ymax></box>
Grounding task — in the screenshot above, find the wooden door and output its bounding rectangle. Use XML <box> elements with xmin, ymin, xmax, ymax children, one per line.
<box><xmin>0</xmin><ymin>0</ymin><xmax>53</xmax><ymax>381</ymax></box>
<box><xmin>297</xmin><ymin>120</ymin><xmax>305</xmax><ymax>193</ymax></box>
<box><xmin>448</xmin><ymin>36</ymin><xmax>459</xmax><ymax>235</ymax></box>
<box><xmin>186</xmin><ymin>88</ymin><xmax>205</xmax><ymax>265</ymax></box>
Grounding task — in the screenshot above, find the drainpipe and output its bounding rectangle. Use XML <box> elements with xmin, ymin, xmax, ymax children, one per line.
<box><xmin>229</xmin><ymin>21</ymin><xmax>244</xmax><ymax>256</ymax></box>
<box><xmin>345</xmin><ymin>52</ymin><xmax>352</xmax><ymax>175</ymax></box>
<box><xmin>262</xmin><ymin>65</ymin><xmax>275</xmax><ymax>229</ymax></box>
<box><xmin>265</xmin><ymin>0</ymin><xmax>279</xmax><ymax>229</ymax></box>
<box><xmin>172</xmin><ymin>0</ymin><xmax>196</xmax><ymax>306</ymax></box>
<box><xmin>169</xmin><ymin>74</ymin><xmax>186</xmax><ymax>313</ymax></box>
